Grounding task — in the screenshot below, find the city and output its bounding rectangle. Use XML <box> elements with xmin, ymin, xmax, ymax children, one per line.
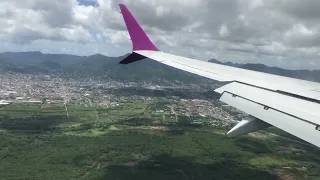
<box><xmin>0</xmin><ymin>72</ymin><xmax>241</xmax><ymax>126</ymax></box>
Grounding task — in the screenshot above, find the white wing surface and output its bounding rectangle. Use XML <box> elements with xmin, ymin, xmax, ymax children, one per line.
<box><xmin>119</xmin><ymin>4</ymin><xmax>320</xmax><ymax>148</ymax></box>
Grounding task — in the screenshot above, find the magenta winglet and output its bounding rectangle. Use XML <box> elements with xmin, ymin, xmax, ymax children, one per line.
<box><xmin>119</xmin><ymin>4</ymin><xmax>159</xmax><ymax>52</ymax></box>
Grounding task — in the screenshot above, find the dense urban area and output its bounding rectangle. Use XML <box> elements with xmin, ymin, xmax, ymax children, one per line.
<box><xmin>0</xmin><ymin>73</ymin><xmax>241</xmax><ymax>123</ymax></box>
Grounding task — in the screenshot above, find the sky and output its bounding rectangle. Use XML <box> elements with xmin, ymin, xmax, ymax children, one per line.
<box><xmin>0</xmin><ymin>0</ymin><xmax>319</xmax><ymax>70</ymax></box>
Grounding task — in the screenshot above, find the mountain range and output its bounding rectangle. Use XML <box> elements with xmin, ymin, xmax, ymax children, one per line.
<box><xmin>1</xmin><ymin>51</ymin><xmax>320</xmax><ymax>83</ymax></box>
<box><xmin>208</xmin><ymin>58</ymin><xmax>320</xmax><ymax>83</ymax></box>
<box><xmin>0</xmin><ymin>51</ymin><xmax>203</xmax><ymax>83</ymax></box>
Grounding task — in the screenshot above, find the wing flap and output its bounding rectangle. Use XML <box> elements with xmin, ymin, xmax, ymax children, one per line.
<box><xmin>220</xmin><ymin>92</ymin><xmax>320</xmax><ymax>148</ymax></box>
<box><xmin>215</xmin><ymin>82</ymin><xmax>320</xmax><ymax>126</ymax></box>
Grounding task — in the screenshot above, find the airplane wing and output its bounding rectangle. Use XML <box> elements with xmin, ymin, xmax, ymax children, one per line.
<box><xmin>118</xmin><ymin>4</ymin><xmax>320</xmax><ymax>148</ymax></box>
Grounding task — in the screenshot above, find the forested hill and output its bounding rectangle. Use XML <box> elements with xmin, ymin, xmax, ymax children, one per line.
<box><xmin>0</xmin><ymin>51</ymin><xmax>319</xmax><ymax>83</ymax></box>
<box><xmin>0</xmin><ymin>52</ymin><xmax>206</xmax><ymax>83</ymax></box>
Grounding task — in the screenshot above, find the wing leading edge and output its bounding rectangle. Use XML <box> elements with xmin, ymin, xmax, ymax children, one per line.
<box><xmin>119</xmin><ymin>4</ymin><xmax>320</xmax><ymax>148</ymax></box>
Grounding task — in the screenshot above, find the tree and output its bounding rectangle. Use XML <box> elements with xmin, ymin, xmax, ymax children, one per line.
<box><xmin>42</xmin><ymin>97</ymin><xmax>47</xmax><ymax>104</ymax></box>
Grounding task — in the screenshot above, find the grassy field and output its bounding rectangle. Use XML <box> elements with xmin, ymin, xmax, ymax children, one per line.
<box><xmin>0</xmin><ymin>102</ymin><xmax>319</xmax><ymax>180</ymax></box>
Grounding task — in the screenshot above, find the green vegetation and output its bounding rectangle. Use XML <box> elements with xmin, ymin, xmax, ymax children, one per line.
<box><xmin>0</xmin><ymin>102</ymin><xmax>319</xmax><ymax>180</ymax></box>
<box><xmin>249</xmin><ymin>156</ymin><xmax>298</xmax><ymax>167</ymax></box>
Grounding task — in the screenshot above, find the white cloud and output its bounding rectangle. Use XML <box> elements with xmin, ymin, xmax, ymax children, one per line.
<box><xmin>0</xmin><ymin>0</ymin><xmax>319</xmax><ymax>69</ymax></box>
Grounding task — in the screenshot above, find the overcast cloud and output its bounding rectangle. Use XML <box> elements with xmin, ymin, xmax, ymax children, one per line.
<box><xmin>0</xmin><ymin>0</ymin><xmax>319</xmax><ymax>69</ymax></box>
